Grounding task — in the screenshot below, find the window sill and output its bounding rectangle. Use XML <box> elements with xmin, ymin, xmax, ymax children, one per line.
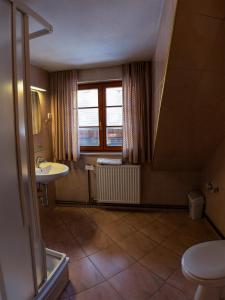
<box><xmin>80</xmin><ymin>152</ymin><xmax>122</xmax><ymax>157</ymax></box>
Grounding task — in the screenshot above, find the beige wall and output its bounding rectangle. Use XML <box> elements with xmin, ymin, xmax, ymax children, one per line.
<box><xmin>30</xmin><ymin>64</ymin><xmax>49</xmax><ymax>91</ymax></box>
<box><xmin>30</xmin><ymin>65</ymin><xmax>56</xmax><ymax>205</ymax></box>
<box><xmin>78</xmin><ymin>66</ymin><xmax>122</xmax><ymax>83</ymax></box>
<box><xmin>30</xmin><ymin>65</ymin><xmax>52</xmax><ymax>160</ymax></box>
<box><xmin>153</xmin><ymin>0</ymin><xmax>225</xmax><ymax>171</ymax></box>
<box><xmin>56</xmin><ymin>155</ymin><xmax>201</xmax><ymax>205</ymax></box>
<box><xmin>202</xmin><ymin>138</ymin><xmax>225</xmax><ymax>235</ymax></box>
<box><xmin>30</xmin><ymin>65</ymin><xmax>200</xmax><ymax>206</ymax></box>
<box><xmin>52</xmin><ymin>52</ymin><xmax>201</xmax><ymax>206</ymax></box>
<box><xmin>55</xmin><ymin>155</ymin><xmax>118</xmax><ymax>203</ymax></box>
<box><xmin>142</xmin><ymin>165</ymin><xmax>200</xmax><ymax>205</ymax></box>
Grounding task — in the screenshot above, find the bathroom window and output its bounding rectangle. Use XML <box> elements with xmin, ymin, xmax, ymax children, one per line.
<box><xmin>78</xmin><ymin>81</ymin><xmax>122</xmax><ymax>151</ymax></box>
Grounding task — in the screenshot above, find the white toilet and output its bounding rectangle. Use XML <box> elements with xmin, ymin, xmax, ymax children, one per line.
<box><xmin>182</xmin><ymin>240</ymin><xmax>225</xmax><ymax>300</ymax></box>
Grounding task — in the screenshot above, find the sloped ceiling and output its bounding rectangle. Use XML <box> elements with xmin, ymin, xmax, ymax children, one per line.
<box><xmin>153</xmin><ymin>0</ymin><xmax>225</xmax><ymax>171</ymax></box>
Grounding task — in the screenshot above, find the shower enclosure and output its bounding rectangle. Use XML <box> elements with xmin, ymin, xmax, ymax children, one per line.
<box><xmin>0</xmin><ymin>1</ymin><xmax>68</xmax><ymax>299</ymax></box>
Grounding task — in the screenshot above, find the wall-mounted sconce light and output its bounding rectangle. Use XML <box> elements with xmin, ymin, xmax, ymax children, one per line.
<box><xmin>31</xmin><ymin>85</ymin><xmax>47</xmax><ymax>92</ymax></box>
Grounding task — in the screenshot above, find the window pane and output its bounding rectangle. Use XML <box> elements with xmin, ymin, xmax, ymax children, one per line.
<box><xmin>78</xmin><ymin>108</ymin><xmax>99</xmax><ymax>126</ymax></box>
<box><xmin>106</xmin><ymin>87</ymin><xmax>122</xmax><ymax>106</ymax></box>
<box><xmin>106</xmin><ymin>107</ymin><xmax>122</xmax><ymax>126</ymax></box>
<box><xmin>106</xmin><ymin>127</ymin><xmax>123</xmax><ymax>146</ymax></box>
<box><xmin>79</xmin><ymin>127</ymin><xmax>99</xmax><ymax>146</ymax></box>
<box><xmin>78</xmin><ymin>89</ymin><xmax>98</xmax><ymax>108</ymax></box>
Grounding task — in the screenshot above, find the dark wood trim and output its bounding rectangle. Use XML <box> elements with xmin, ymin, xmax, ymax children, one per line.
<box><xmin>78</xmin><ymin>107</ymin><xmax>98</xmax><ymax>110</ymax></box>
<box><xmin>80</xmin><ymin>146</ymin><xmax>121</xmax><ymax>152</ymax></box>
<box><xmin>99</xmin><ymin>83</ymin><xmax>104</xmax><ymax>151</ymax></box>
<box><xmin>204</xmin><ymin>214</ymin><xmax>224</xmax><ymax>239</ymax></box>
<box><xmin>56</xmin><ymin>200</ymin><xmax>188</xmax><ymax>211</ymax></box>
<box><xmin>78</xmin><ymin>81</ymin><xmax>122</xmax><ymax>89</ymax></box>
<box><xmin>78</xmin><ymin>81</ymin><xmax>122</xmax><ymax>152</ymax></box>
<box><xmin>81</xmin><ymin>146</ymin><xmax>102</xmax><ymax>151</ymax></box>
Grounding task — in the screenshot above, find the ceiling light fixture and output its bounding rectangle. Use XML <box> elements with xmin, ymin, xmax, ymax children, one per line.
<box><xmin>31</xmin><ymin>86</ymin><xmax>47</xmax><ymax>92</ymax></box>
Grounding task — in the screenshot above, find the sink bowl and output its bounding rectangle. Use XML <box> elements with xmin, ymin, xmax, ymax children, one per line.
<box><xmin>35</xmin><ymin>162</ymin><xmax>69</xmax><ymax>184</ymax></box>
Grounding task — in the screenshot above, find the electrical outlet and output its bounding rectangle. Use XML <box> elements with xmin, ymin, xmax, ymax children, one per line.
<box><xmin>85</xmin><ymin>164</ymin><xmax>95</xmax><ymax>171</ymax></box>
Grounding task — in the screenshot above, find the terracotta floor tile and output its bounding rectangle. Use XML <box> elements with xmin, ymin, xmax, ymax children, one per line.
<box><xmin>64</xmin><ymin>213</ymin><xmax>94</xmax><ymax>228</ymax></box>
<box><xmin>162</xmin><ymin>233</ymin><xmax>197</xmax><ymax>256</ymax></box>
<box><xmin>89</xmin><ymin>210</ymin><xmax>119</xmax><ymax>227</ymax></box>
<box><xmin>144</xmin><ymin>211</ymin><xmax>162</xmax><ymax>221</ymax></box>
<box><xmin>101</xmin><ymin>218</ymin><xmax>137</xmax><ymax>242</ymax></box>
<box><xmin>54</xmin><ymin>207</ymin><xmax>87</xmax><ymax>224</ymax></box>
<box><xmin>42</xmin><ymin>223</ymin><xmax>74</xmax><ymax>248</ymax></box>
<box><xmin>150</xmin><ymin>283</ymin><xmax>189</xmax><ymax>300</ymax></box>
<box><xmin>47</xmin><ymin>238</ymin><xmax>86</xmax><ymax>261</ymax></box>
<box><xmin>59</xmin><ymin>295</ymin><xmax>70</xmax><ymax>299</ymax></box>
<box><xmin>81</xmin><ymin>207</ymin><xmax>102</xmax><ymax>216</ymax></box>
<box><xmin>106</xmin><ymin>209</ymin><xmax>130</xmax><ymax>219</ymax></box>
<box><xmin>157</xmin><ymin>212</ymin><xmax>190</xmax><ymax>228</ymax></box>
<box><xmin>116</xmin><ymin>231</ymin><xmax>156</xmax><ymax>260</ymax></box>
<box><xmin>109</xmin><ymin>263</ymin><xmax>164</xmax><ymax>300</ymax></box>
<box><xmin>71</xmin><ymin>282</ymin><xmax>123</xmax><ymax>300</ymax></box>
<box><xmin>175</xmin><ymin>219</ymin><xmax>219</xmax><ymax>243</ymax></box>
<box><xmin>101</xmin><ymin>210</ymin><xmax>131</xmax><ymax>224</ymax></box>
<box><xmin>77</xmin><ymin>229</ymin><xmax>113</xmax><ymax>256</ymax></box>
<box><xmin>139</xmin><ymin>245</ymin><xmax>180</xmax><ymax>280</ymax></box>
<box><xmin>40</xmin><ymin>207</ymin><xmax>65</xmax><ymax>225</ymax></box>
<box><xmin>58</xmin><ymin>287</ymin><xmax>70</xmax><ymax>299</ymax></box>
<box><xmin>140</xmin><ymin>219</ymin><xmax>176</xmax><ymax>243</ymax></box>
<box><xmin>121</xmin><ymin>212</ymin><xmax>155</xmax><ymax>230</ymax></box>
<box><xmin>60</xmin><ymin>281</ymin><xmax>77</xmax><ymax>298</ymax></box>
<box><xmin>89</xmin><ymin>243</ymin><xmax>134</xmax><ymax>279</ymax></box>
<box><xmin>41</xmin><ymin>207</ymin><xmax>217</xmax><ymax>300</ymax></box>
<box><xmin>66</xmin><ymin>218</ymin><xmax>98</xmax><ymax>240</ymax></box>
<box><xmin>40</xmin><ymin>209</ymin><xmax>60</xmax><ymax>222</ymax></box>
<box><xmin>167</xmin><ymin>268</ymin><xmax>197</xmax><ymax>299</ymax></box>
<box><xmin>68</xmin><ymin>257</ymin><xmax>105</xmax><ymax>294</ymax></box>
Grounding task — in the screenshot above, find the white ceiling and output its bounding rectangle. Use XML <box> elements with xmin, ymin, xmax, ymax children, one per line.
<box><xmin>27</xmin><ymin>0</ymin><xmax>164</xmax><ymax>71</ymax></box>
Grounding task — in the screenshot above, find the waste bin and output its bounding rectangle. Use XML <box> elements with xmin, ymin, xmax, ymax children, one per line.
<box><xmin>188</xmin><ymin>191</ymin><xmax>204</xmax><ymax>220</ymax></box>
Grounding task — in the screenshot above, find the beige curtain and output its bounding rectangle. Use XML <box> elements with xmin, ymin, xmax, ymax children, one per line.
<box><xmin>50</xmin><ymin>69</ymin><xmax>79</xmax><ymax>161</ymax></box>
<box><xmin>122</xmin><ymin>62</ymin><xmax>151</xmax><ymax>164</ymax></box>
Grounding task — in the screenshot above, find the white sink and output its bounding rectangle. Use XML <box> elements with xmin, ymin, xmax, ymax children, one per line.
<box><xmin>35</xmin><ymin>162</ymin><xmax>69</xmax><ymax>184</ymax></box>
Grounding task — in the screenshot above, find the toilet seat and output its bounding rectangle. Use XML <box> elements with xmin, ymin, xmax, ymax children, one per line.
<box><xmin>182</xmin><ymin>240</ymin><xmax>225</xmax><ymax>283</ymax></box>
<box><xmin>183</xmin><ymin>266</ymin><xmax>225</xmax><ymax>287</ymax></box>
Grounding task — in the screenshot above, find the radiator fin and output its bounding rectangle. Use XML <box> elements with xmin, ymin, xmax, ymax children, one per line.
<box><xmin>96</xmin><ymin>165</ymin><xmax>141</xmax><ymax>204</ymax></box>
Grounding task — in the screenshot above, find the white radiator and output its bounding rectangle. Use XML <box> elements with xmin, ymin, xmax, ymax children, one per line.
<box><xmin>96</xmin><ymin>165</ymin><xmax>141</xmax><ymax>204</ymax></box>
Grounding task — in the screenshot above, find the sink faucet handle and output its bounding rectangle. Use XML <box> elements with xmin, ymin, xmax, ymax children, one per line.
<box><xmin>35</xmin><ymin>156</ymin><xmax>45</xmax><ymax>168</ymax></box>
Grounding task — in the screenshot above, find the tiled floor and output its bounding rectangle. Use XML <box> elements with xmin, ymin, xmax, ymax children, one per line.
<box><xmin>40</xmin><ymin>207</ymin><xmax>219</xmax><ymax>300</ymax></box>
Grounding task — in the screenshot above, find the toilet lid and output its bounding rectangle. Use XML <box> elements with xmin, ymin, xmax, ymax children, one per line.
<box><xmin>182</xmin><ymin>240</ymin><xmax>225</xmax><ymax>279</ymax></box>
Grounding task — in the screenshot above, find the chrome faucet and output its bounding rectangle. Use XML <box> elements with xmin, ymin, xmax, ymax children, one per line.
<box><xmin>35</xmin><ymin>156</ymin><xmax>45</xmax><ymax>168</ymax></box>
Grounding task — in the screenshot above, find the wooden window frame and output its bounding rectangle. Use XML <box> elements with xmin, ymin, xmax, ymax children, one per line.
<box><xmin>78</xmin><ymin>81</ymin><xmax>122</xmax><ymax>152</ymax></box>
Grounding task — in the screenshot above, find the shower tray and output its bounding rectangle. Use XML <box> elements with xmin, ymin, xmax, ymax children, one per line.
<box><xmin>36</xmin><ymin>248</ymin><xmax>69</xmax><ymax>300</ymax></box>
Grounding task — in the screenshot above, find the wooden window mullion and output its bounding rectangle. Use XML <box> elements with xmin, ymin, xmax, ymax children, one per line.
<box><xmin>99</xmin><ymin>85</ymin><xmax>104</xmax><ymax>151</ymax></box>
<box><xmin>102</xmin><ymin>85</ymin><xmax>107</xmax><ymax>151</ymax></box>
<box><xmin>78</xmin><ymin>81</ymin><xmax>122</xmax><ymax>152</ymax></box>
